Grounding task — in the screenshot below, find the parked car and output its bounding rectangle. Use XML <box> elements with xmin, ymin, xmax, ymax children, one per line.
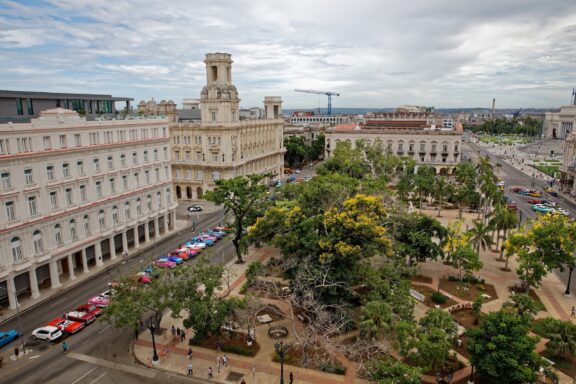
<box><xmin>184</xmin><ymin>242</ymin><xmax>205</xmax><ymax>250</ymax></box>
<box><xmin>134</xmin><ymin>272</ymin><xmax>152</xmax><ymax>284</ymax></box>
<box><xmin>198</xmin><ymin>233</ymin><xmax>218</xmax><ymax>241</ymax></box>
<box><xmin>47</xmin><ymin>317</ymin><xmax>85</xmax><ymax>334</ymax></box>
<box><xmin>143</xmin><ymin>265</ymin><xmax>160</xmax><ymax>279</ymax></box>
<box><xmin>526</xmin><ymin>198</ymin><xmax>543</xmax><ymax>204</ymax></box>
<box><xmin>76</xmin><ymin>303</ymin><xmax>103</xmax><ymax>317</ymax></box>
<box><xmin>193</xmin><ymin>236</ymin><xmax>214</xmax><ymax>246</ymax></box>
<box><xmin>187</xmin><ymin>205</ymin><xmax>203</xmax><ymax>212</ymax></box>
<box><xmin>211</xmin><ymin>226</ymin><xmax>232</xmax><ymax>233</ymax></box>
<box><xmin>158</xmin><ymin>255</ymin><xmax>184</xmax><ymax>265</ymax></box>
<box><xmin>531</xmin><ymin>204</ymin><xmax>554</xmax><ymax>213</ymax></box>
<box><xmin>64</xmin><ymin>311</ymin><xmax>96</xmax><ymax>325</ymax></box>
<box><xmin>87</xmin><ymin>295</ymin><xmax>110</xmax><ymax>308</ymax></box>
<box><xmin>555</xmin><ymin>208</ymin><xmax>570</xmax><ymax>216</ymax></box>
<box><xmin>100</xmin><ymin>289</ymin><xmax>116</xmax><ymax>299</ymax></box>
<box><xmin>528</xmin><ymin>190</ymin><xmax>542</xmax><ymax>198</ymax></box>
<box><xmin>0</xmin><ymin>330</ymin><xmax>22</xmax><ymax>348</ymax></box>
<box><xmin>510</xmin><ymin>186</ymin><xmax>525</xmax><ymax>193</ymax></box>
<box><xmin>206</xmin><ymin>230</ymin><xmax>224</xmax><ymax>239</ymax></box>
<box><xmin>155</xmin><ymin>259</ymin><xmax>177</xmax><ymax>269</ymax></box>
<box><xmin>544</xmin><ymin>187</ymin><xmax>558</xmax><ymax>197</ymax></box>
<box><xmin>31</xmin><ymin>326</ymin><xmax>62</xmax><ymax>342</ymax></box>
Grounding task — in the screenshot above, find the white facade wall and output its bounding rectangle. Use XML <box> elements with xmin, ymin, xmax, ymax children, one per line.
<box><xmin>0</xmin><ymin>108</ymin><xmax>177</xmax><ymax>308</ymax></box>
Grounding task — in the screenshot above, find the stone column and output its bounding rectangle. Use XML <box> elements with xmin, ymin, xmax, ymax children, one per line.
<box><xmin>109</xmin><ymin>237</ymin><xmax>117</xmax><ymax>260</ymax></box>
<box><xmin>95</xmin><ymin>242</ymin><xmax>104</xmax><ymax>267</ymax></box>
<box><xmin>29</xmin><ymin>267</ymin><xmax>40</xmax><ymax>298</ymax></box>
<box><xmin>50</xmin><ymin>260</ymin><xmax>61</xmax><ymax>289</ymax></box>
<box><xmin>122</xmin><ymin>231</ymin><xmax>129</xmax><ymax>253</ymax></box>
<box><xmin>134</xmin><ymin>227</ymin><xmax>140</xmax><ymax>248</ymax></box>
<box><xmin>154</xmin><ymin>217</ymin><xmax>160</xmax><ymax>238</ymax></box>
<box><xmin>144</xmin><ymin>222</ymin><xmax>150</xmax><ymax>243</ymax></box>
<box><xmin>6</xmin><ymin>276</ymin><xmax>17</xmax><ymax>309</ymax></box>
<box><xmin>161</xmin><ymin>215</ymin><xmax>167</xmax><ymax>234</ymax></box>
<box><xmin>67</xmin><ymin>255</ymin><xmax>76</xmax><ymax>280</ymax></box>
<box><xmin>81</xmin><ymin>249</ymin><xmax>89</xmax><ymax>274</ymax></box>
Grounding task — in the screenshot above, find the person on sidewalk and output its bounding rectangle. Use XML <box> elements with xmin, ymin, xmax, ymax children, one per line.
<box><xmin>14</xmin><ymin>347</ymin><xmax>19</xmax><ymax>358</ymax></box>
<box><xmin>176</xmin><ymin>328</ymin><xmax>181</xmax><ymax>339</ymax></box>
<box><xmin>62</xmin><ymin>341</ymin><xmax>69</xmax><ymax>354</ymax></box>
<box><xmin>290</xmin><ymin>371</ymin><xmax>294</xmax><ymax>383</ymax></box>
<box><xmin>187</xmin><ymin>347</ymin><xmax>193</xmax><ymax>359</ymax></box>
<box><xmin>572</xmin><ymin>306</ymin><xmax>575</xmax><ymax>318</ymax></box>
<box><xmin>171</xmin><ymin>325</ymin><xmax>176</xmax><ymax>339</ymax></box>
<box><xmin>222</xmin><ymin>354</ymin><xmax>228</xmax><ymax>368</ymax></box>
<box><xmin>216</xmin><ymin>355</ymin><xmax>222</xmax><ymax>373</ymax></box>
<box><xmin>208</xmin><ymin>367</ymin><xmax>213</xmax><ymax>379</ymax></box>
<box><xmin>180</xmin><ymin>329</ymin><xmax>186</xmax><ymax>342</ymax></box>
<box><xmin>187</xmin><ymin>362</ymin><xmax>194</xmax><ymax>376</ymax></box>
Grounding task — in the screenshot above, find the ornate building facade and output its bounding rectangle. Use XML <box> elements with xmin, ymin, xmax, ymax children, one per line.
<box><xmin>170</xmin><ymin>53</ymin><xmax>285</xmax><ymax>200</ymax></box>
<box><xmin>543</xmin><ymin>105</ymin><xmax>576</xmax><ymax>139</ymax></box>
<box><xmin>0</xmin><ymin>108</ymin><xmax>176</xmax><ymax>309</ymax></box>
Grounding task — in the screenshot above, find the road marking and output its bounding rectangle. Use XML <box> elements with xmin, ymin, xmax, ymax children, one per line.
<box><xmin>68</xmin><ymin>352</ymin><xmax>156</xmax><ymax>378</ymax></box>
<box><xmin>71</xmin><ymin>367</ymin><xmax>97</xmax><ymax>384</ymax></box>
<box><xmin>48</xmin><ymin>297</ymin><xmax>69</xmax><ymax>307</ymax></box>
<box><xmin>88</xmin><ymin>371</ymin><xmax>107</xmax><ymax>384</ymax></box>
<box><xmin>28</xmin><ymin>355</ymin><xmax>40</xmax><ymax>359</ymax></box>
<box><xmin>97</xmin><ymin>325</ymin><xmax>111</xmax><ymax>334</ymax></box>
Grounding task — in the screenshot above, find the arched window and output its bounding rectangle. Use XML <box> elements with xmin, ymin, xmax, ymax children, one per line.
<box><xmin>156</xmin><ymin>191</ymin><xmax>162</xmax><ymax>208</ymax></box>
<box><xmin>146</xmin><ymin>195</ymin><xmax>152</xmax><ymax>211</ymax></box>
<box><xmin>98</xmin><ymin>210</ymin><xmax>106</xmax><ymax>229</ymax></box>
<box><xmin>54</xmin><ymin>224</ymin><xmax>63</xmax><ymax>246</ymax></box>
<box><xmin>70</xmin><ymin>219</ymin><xmax>77</xmax><ymax>241</ymax></box>
<box><xmin>33</xmin><ymin>230</ymin><xmax>44</xmax><ymax>254</ymax></box>
<box><xmin>124</xmin><ymin>201</ymin><xmax>131</xmax><ymax>220</ymax></box>
<box><xmin>136</xmin><ymin>198</ymin><xmax>142</xmax><ymax>215</ymax></box>
<box><xmin>112</xmin><ymin>206</ymin><xmax>119</xmax><ymax>224</ymax></box>
<box><xmin>11</xmin><ymin>237</ymin><xmax>23</xmax><ymax>262</ymax></box>
<box><xmin>83</xmin><ymin>214</ymin><xmax>91</xmax><ymax>235</ymax></box>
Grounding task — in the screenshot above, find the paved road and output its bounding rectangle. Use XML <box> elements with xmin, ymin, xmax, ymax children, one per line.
<box><xmin>0</xmin><ymin>207</ymin><xmax>234</xmax><ymax>384</ymax></box>
<box><xmin>464</xmin><ymin>140</ymin><xmax>576</xmax><ymax>296</ymax></box>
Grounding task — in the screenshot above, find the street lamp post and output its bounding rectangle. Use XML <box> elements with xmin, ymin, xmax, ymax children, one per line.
<box><xmin>274</xmin><ymin>341</ymin><xmax>289</xmax><ymax>384</ymax></box>
<box><xmin>564</xmin><ymin>266</ymin><xmax>574</xmax><ymax>297</ymax></box>
<box><xmin>0</xmin><ymin>285</ymin><xmax>26</xmax><ymax>354</ymax></box>
<box><xmin>146</xmin><ymin>317</ymin><xmax>159</xmax><ymax>363</ymax></box>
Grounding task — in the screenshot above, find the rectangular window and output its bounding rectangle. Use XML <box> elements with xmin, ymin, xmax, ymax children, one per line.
<box><xmin>28</xmin><ymin>196</ymin><xmax>37</xmax><ymax>215</ymax></box>
<box><xmin>134</xmin><ymin>172</ymin><xmax>139</xmax><ymax>186</ymax></box>
<box><xmin>0</xmin><ymin>139</ymin><xmax>9</xmax><ymax>154</ymax></box>
<box><xmin>155</xmin><ymin>168</ymin><xmax>160</xmax><ymax>181</ymax></box>
<box><xmin>108</xmin><ymin>156</ymin><xmax>113</xmax><ymax>169</ymax></box>
<box><xmin>196</xmin><ymin>153</ymin><xmax>202</xmax><ymax>161</ymax></box>
<box><xmin>145</xmin><ymin>170</ymin><xmax>150</xmax><ymax>184</ymax></box>
<box><xmin>63</xmin><ymin>163</ymin><xmax>70</xmax><ymax>178</ymax></box>
<box><xmin>80</xmin><ymin>185</ymin><xmax>87</xmax><ymax>201</ymax></box>
<box><xmin>175</xmin><ymin>151</ymin><xmax>180</xmax><ymax>160</ymax></box>
<box><xmin>165</xmin><ymin>166</ymin><xmax>169</xmax><ymax>178</ymax></box>
<box><xmin>93</xmin><ymin>158</ymin><xmax>100</xmax><ymax>172</ymax></box>
<box><xmin>50</xmin><ymin>191</ymin><xmax>58</xmax><ymax>209</ymax></box>
<box><xmin>144</xmin><ymin>151</ymin><xmax>148</xmax><ymax>162</ymax></box>
<box><xmin>186</xmin><ymin>151</ymin><xmax>191</xmax><ymax>160</ymax></box>
<box><xmin>46</xmin><ymin>166</ymin><xmax>55</xmax><ymax>181</ymax></box>
<box><xmin>59</xmin><ymin>135</ymin><xmax>67</xmax><ymax>148</ymax></box>
<box><xmin>109</xmin><ymin>178</ymin><xmax>116</xmax><ymax>193</ymax></box>
<box><xmin>196</xmin><ymin>170</ymin><xmax>204</xmax><ymax>180</ymax></box>
<box><xmin>120</xmin><ymin>154</ymin><xmax>126</xmax><ymax>166</ymax></box>
<box><xmin>132</xmin><ymin>152</ymin><xmax>138</xmax><ymax>165</ymax></box>
<box><xmin>1</xmin><ymin>172</ymin><xmax>11</xmax><ymax>189</ymax></box>
<box><xmin>212</xmin><ymin>172</ymin><xmax>220</xmax><ymax>181</ymax></box>
<box><xmin>43</xmin><ymin>136</ymin><xmax>52</xmax><ymax>150</ymax></box>
<box><xmin>154</xmin><ymin>149</ymin><xmax>158</xmax><ymax>160</ymax></box>
<box><xmin>26</xmin><ymin>98</ymin><xmax>33</xmax><ymax>115</ymax></box>
<box><xmin>175</xmin><ymin>169</ymin><xmax>181</xmax><ymax>179</ymax></box>
<box><xmin>16</xmin><ymin>98</ymin><xmax>23</xmax><ymax>115</ymax></box>
<box><xmin>96</xmin><ymin>181</ymin><xmax>102</xmax><ymax>197</ymax></box>
<box><xmin>122</xmin><ymin>175</ymin><xmax>128</xmax><ymax>190</ymax></box>
<box><xmin>5</xmin><ymin>201</ymin><xmax>15</xmax><ymax>221</ymax></box>
<box><xmin>164</xmin><ymin>147</ymin><xmax>168</xmax><ymax>160</ymax></box>
<box><xmin>65</xmin><ymin>188</ymin><xmax>73</xmax><ymax>205</ymax></box>
<box><xmin>212</xmin><ymin>154</ymin><xmax>218</xmax><ymax>162</ymax></box>
<box><xmin>76</xmin><ymin>161</ymin><xmax>84</xmax><ymax>175</ymax></box>
<box><xmin>74</xmin><ymin>134</ymin><xmax>81</xmax><ymax>147</ymax></box>
<box><xmin>24</xmin><ymin>169</ymin><xmax>33</xmax><ymax>184</ymax></box>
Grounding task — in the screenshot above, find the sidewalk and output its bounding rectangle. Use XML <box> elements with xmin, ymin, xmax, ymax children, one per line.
<box><xmin>133</xmin><ymin>245</ymin><xmax>369</xmax><ymax>384</ymax></box>
<box><xmin>0</xmin><ymin>219</ymin><xmax>189</xmax><ymax>325</ymax></box>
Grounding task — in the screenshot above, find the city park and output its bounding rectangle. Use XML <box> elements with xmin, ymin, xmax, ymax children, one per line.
<box><xmin>104</xmin><ymin>137</ymin><xmax>576</xmax><ymax>384</ymax></box>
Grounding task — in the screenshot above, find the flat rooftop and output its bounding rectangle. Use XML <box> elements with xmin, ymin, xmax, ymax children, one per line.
<box><xmin>0</xmin><ymin>90</ymin><xmax>133</xmax><ymax>101</ymax></box>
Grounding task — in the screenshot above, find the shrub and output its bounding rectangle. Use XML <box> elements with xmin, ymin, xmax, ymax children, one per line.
<box><xmin>222</xmin><ymin>343</ymin><xmax>260</xmax><ymax>357</ymax></box>
<box><xmin>447</xmin><ymin>275</ymin><xmax>485</xmax><ymax>284</ymax></box>
<box><xmin>431</xmin><ymin>291</ymin><xmax>448</xmax><ymax>304</ymax></box>
<box><xmin>239</xmin><ymin>281</ymin><xmax>248</xmax><ymax>294</ymax></box>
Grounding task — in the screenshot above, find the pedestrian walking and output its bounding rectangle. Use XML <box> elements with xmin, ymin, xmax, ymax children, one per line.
<box><xmin>181</xmin><ymin>329</ymin><xmax>185</xmax><ymax>342</ymax></box>
<box><xmin>290</xmin><ymin>371</ymin><xmax>294</xmax><ymax>383</ymax></box>
<box><xmin>222</xmin><ymin>354</ymin><xmax>228</xmax><ymax>368</ymax></box>
<box><xmin>572</xmin><ymin>306</ymin><xmax>575</xmax><ymax>318</ymax></box>
<box><xmin>187</xmin><ymin>362</ymin><xmax>194</xmax><ymax>375</ymax></box>
<box><xmin>171</xmin><ymin>325</ymin><xmax>176</xmax><ymax>339</ymax></box>
<box><xmin>216</xmin><ymin>355</ymin><xmax>222</xmax><ymax>373</ymax></box>
<box><xmin>14</xmin><ymin>347</ymin><xmax>19</xmax><ymax>358</ymax></box>
<box><xmin>187</xmin><ymin>347</ymin><xmax>193</xmax><ymax>359</ymax></box>
<box><xmin>240</xmin><ymin>379</ymin><xmax>247</xmax><ymax>384</ymax></box>
<box><xmin>62</xmin><ymin>341</ymin><xmax>69</xmax><ymax>354</ymax></box>
<box><xmin>176</xmin><ymin>328</ymin><xmax>181</xmax><ymax>338</ymax></box>
<box><xmin>208</xmin><ymin>367</ymin><xmax>213</xmax><ymax>379</ymax></box>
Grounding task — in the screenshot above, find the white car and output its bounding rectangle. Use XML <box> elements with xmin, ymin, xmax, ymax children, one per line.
<box><xmin>32</xmin><ymin>326</ymin><xmax>62</xmax><ymax>342</ymax></box>
<box><xmin>100</xmin><ymin>289</ymin><xmax>116</xmax><ymax>298</ymax></box>
<box><xmin>555</xmin><ymin>208</ymin><xmax>570</xmax><ymax>216</ymax></box>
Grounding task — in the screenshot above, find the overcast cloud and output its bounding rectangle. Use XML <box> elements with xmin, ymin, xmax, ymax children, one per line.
<box><xmin>0</xmin><ymin>0</ymin><xmax>575</xmax><ymax>109</ymax></box>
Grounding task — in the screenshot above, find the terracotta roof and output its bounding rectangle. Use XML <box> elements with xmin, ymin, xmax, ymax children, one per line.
<box><xmin>334</xmin><ymin>123</ymin><xmax>358</xmax><ymax>131</ymax></box>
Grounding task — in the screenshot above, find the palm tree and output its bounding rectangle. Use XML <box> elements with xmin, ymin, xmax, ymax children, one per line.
<box><xmin>547</xmin><ymin>320</ymin><xmax>576</xmax><ymax>360</ymax></box>
<box><xmin>359</xmin><ymin>300</ymin><xmax>393</xmax><ymax>341</ymax></box>
<box><xmin>469</xmin><ymin>220</ymin><xmax>494</xmax><ymax>256</ymax></box>
<box><xmin>433</xmin><ymin>177</ymin><xmax>448</xmax><ymax>217</ymax></box>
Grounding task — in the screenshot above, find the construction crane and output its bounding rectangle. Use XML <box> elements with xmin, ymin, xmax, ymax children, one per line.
<box><xmin>294</xmin><ymin>89</ymin><xmax>340</xmax><ymax>115</ymax></box>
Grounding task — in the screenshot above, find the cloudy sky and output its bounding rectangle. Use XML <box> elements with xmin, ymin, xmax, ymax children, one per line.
<box><xmin>1</xmin><ymin>0</ymin><xmax>575</xmax><ymax>109</ymax></box>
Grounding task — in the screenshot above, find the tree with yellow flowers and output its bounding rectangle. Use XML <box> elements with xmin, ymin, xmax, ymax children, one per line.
<box><xmin>505</xmin><ymin>212</ymin><xmax>576</xmax><ymax>293</ymax></box>
<box><xmin>442</xmin><ymin>220</ymin><xmax>483</xmax><ymax>281</ymax></box>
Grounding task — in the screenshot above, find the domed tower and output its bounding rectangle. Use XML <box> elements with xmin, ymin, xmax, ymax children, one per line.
<box><xmin>200</xmin><ymin>53</ymin><xmax>240</xmax><ymax>126</ymax></box>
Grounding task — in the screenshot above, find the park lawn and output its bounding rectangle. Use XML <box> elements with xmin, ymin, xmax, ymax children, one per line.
<box><xmin>410</xmin><ymin>283</ymin><xmax>458</xmax><ymax>309</ymax></box>
<box><xmin>535</xmin><ymin>165</ymin><xmax>560</xmax><ymax>177</ymax></box>
<box><xmin>438</xmin><ymin>278</ymin><xmax>498</xmax><ymax>303</ymax></box>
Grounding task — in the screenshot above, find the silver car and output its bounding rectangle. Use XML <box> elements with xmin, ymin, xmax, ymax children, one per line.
<box><xmin>32</xmin><ymin>326</ymin><xmax>62</xmax><ymax>342</ymax></box>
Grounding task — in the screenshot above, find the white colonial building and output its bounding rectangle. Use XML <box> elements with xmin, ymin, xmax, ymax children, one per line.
<box><xmin>170</xmin><ymin>53</ymin><xmax>285</xmax><ymax>200</ymax></box>
<box><xmin>543</xmin><ymin>105</ymin><xmax>576</xmax><ymax>139</ymax></box>
<box><xmin>0</xmin><ymin>109</ymin><xmax>176</xmax><ymax>309</ymax></box>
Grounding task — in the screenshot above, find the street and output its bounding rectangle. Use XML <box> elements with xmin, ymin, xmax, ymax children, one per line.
<box><xmin>464</xmin><ymin>140</ymin><xmax>576</xmax><ymax>296</ymax></box>
<box><xmin>0</xmin><ymin>207</ymin><xmax>234</xmax><ymax>384</ymax></box>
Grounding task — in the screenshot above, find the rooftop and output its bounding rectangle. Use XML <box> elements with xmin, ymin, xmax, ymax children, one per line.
<box><xmin>0</xmin><ymin>90</ymin><xmax>133</xmax><ymax>101</ymax></box>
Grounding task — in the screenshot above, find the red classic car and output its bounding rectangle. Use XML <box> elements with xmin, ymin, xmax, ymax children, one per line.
<box><xmin>47</xmin><ymin>317</ymin><xmax>85</xmax><ymax>334</ymax></box>
<box><xmin>76</xmin><ymin>303</ymin><xmax>103</xmax><ymax>317</ymax></box>
<box><xmin>64</xmin><ymin>311</ymin><xmax>96</xmax><ymax>325</ymax></box>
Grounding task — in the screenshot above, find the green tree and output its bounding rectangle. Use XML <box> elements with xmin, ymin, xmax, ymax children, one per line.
<box><xmin>449</xmin><ymin>243</ymin><xmax>483</xmax><ymax>281</ymax></box>
<box><xmin>414</xmin><ymin>309</ymin><xmax>458</xmax><ymax>373</ymax></box>
<box><xmin>364</xmin><ymin>358</ymin><xmax>422</xmax><ymax>384</ymax></box>
<box><xmin>284</xmin><ymin>136</ymin><xmax>308</xmax><ymax>166</ymax></box>
<box><xmin>359</xmin><ymin>300</ymin><xmax>393</xmax><ymax>341</ymax></box>
<box><xmin>539</xmin><ymin>318</ymin><xmax>576</xmax><ymax>359</ymax></box>
<box><xmin>205</xmin><ymin>173</ymin><xmax>270</xmax><ymax>263</ymax></box>
<box><xmin>169</xmin><ymin>258</ymin><xmax>243</xmax><ymax>342</ymax></box>
<box><xmin>390</xmin><ymin>213</ymin><xmax>447</xmax><ymax>263</ymax></box>
<box><xmin>317</xmin><ymin>140</ymin><xmax>369</xmax><ymax>179</ymax></box>
<box><xmin>472</xmin><ymin>295</ymin><xmax>483</xmax><ymax>324</ymax></box>
<box><xmin>433</xmin><ymin>176</ymin><xmax>448</xmax><ymax>217</ymax></box>
<box><xmin>307</xmin><ymin>134</ymin><xmax>325</xmax><ymax>161</ymax></box>
<box><xmin>490</xmin><ymin>205</ymin><xmax>518</xmax><ymax>257</ymax></box>
<box><xmin>505</xmin><ymin>213</ymin><xmax>576</xmax><ymax>292</ymax></box>
<box><xmin>503</xmin><ymin>293</ymin><xmax>539</xmax><ymax>320</ymax></box>
<box><xmin>467</xmin><ymin>310</ymin><xmax>541</xmax><ymax>384</ymax></box>
<box><xmin>468</xmin><ymin>220</ymin><xmax>493</xmax><ymax>256</ymax></box>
